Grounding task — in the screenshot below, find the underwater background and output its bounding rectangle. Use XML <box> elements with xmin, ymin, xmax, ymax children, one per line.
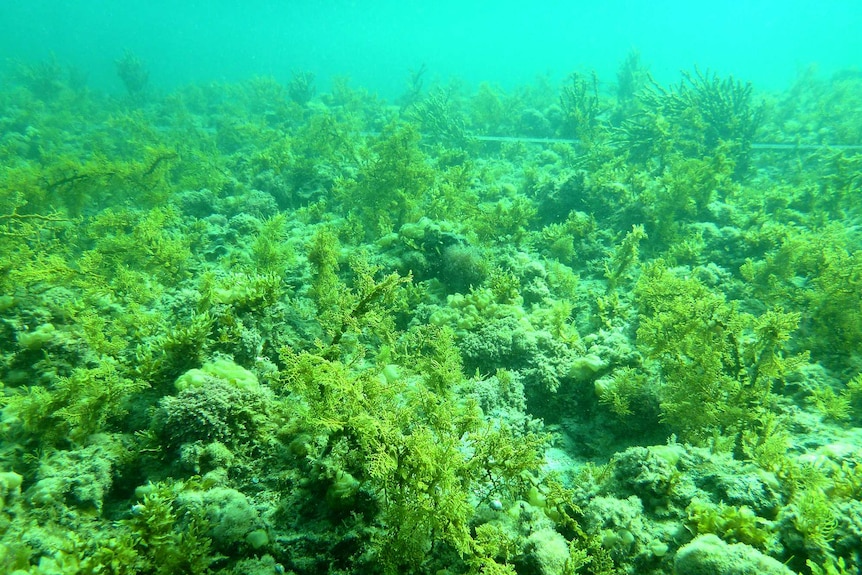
<box><xmin>2</xmin><ymin>1</ymin><xmax>862</xmax><ymax>95</ymax></box>
<box><xmin>1</xmin><ymin>2</ymin><xmax>862</xmax><ymax>575</ymax></box>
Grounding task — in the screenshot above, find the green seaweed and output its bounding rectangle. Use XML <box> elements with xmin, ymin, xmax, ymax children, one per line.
<box><xmin>622</xmin><ymin>67</ymin><xmax>763</xmax><ymax>176</ymax></box>
<box><xmin>2</xmin><ymin>55</ymin><xmax>862</xmax><ymax>575</ymax></box>
<box><xmin>686</xmin><ymin>499</ymin><xmax>777</xmax><ymax>551</ymax></box>
<box><xmin>121</xmin><ymin>481</ymin><xmax>219</xmax><ymax>575</ymax></box>
<box><xmin>334</xmin><ymin>121</ymin><xmax>434</xmax><ymax>237</ymax></box>
<box><xmin>3</xmin><ymin>360</ymin><xmax>148</xmax><ymax>447</ymax></box>
<box><xmin>635</xmin><ymin>261</ymin><xmax>807</xmax><ymax>443</ymax></box>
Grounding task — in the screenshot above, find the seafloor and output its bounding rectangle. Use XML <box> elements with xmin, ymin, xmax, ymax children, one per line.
<box><xmin>1</xmin><ymin>55</ymin><xmax>861</xmax><ymax>575</ymax></box>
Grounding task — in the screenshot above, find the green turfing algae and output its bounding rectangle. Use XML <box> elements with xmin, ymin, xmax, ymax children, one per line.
<box><xmin>1</xmin><ymin>56</ymin><xmax>862</xmax><ymax>575</ymax></box>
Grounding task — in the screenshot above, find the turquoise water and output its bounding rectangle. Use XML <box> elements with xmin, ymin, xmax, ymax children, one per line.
<box><xmin>2</xmin><ymin>1</ymin><xmax>861</xmax><ymax>94</ymax></box>
<box><xmin>1</xmin><ymin>3</ymin><xmax>862</xmax><ymax>575</ymax></box>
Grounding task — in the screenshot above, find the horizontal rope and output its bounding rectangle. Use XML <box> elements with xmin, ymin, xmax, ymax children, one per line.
<box><xmin>749</xmin><ymin>143</ymin><xmax>862</xmax><ymax>151</ymax></box>
<box><xmin>472</xmin><ymin>135</ymin><xmax>580</xmax><ymax>145</ymax></box>
<box><xmin>472</xmin><ymin>135</ymin><xmax>862</xmax><ymax>151</ymax></box>
<box><xmin>361</xmin><ymin>131</ymin><xmax>862</xmax><ymax>151</ymax></box>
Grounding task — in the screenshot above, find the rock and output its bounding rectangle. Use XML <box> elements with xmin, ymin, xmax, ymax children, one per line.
<box><xmin>674</xmin><ymin>534</ymin><xmax>794</xmax><ymax>575</ymax></box>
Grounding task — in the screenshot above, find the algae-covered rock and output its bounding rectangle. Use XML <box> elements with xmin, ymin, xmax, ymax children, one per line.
<box><xmin>521</xmin><ymin>527</ymin><xmax>570</xmax><ymax>575</ymax></box>
<box><xmin>25</xmin><ymin>440</ymin><xmax>119</xmax><ymax>513</ymax></box>
<box><xmin>177</xmin><ymin>486</ymin><xmax>264</xmax><ymax>551</ymax></box>
<box><xmin>674</xmin><ymin>534</ymin><xmax>794</xmax><ymax>575</ymax></box>
<box><xmin>156</xmin><ymin>378</ymin><xmax>275</xmax><ymax>450</ymax></box>
<box><xmin>613</xmin><ymin>446</ymin><xmax>684</xmax><ymax>508</ymax></box>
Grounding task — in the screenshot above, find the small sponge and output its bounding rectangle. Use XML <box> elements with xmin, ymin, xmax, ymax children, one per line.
<box><xmin>175</xmin><ymin>358</ymin><xmax>260</xmax><ymax>392</ymax></box>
